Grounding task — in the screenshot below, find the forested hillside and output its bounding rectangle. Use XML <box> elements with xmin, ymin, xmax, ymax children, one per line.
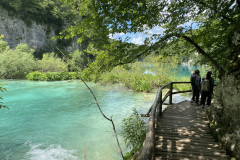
<box><xmin>0</xmin><ymin>0</ymin><xmax>81</xmax><ymax>57</ymax></box>
<box><xmin>0</xmin><ymin>0</ymin><xmax>76</xmax><ymax>28</ymax></box>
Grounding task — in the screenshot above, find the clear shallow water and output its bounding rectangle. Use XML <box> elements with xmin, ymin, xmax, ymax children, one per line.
<box><xmin>0</xmin><ymin>80</ymin><xmax>190</xmax><ymax>160</ymax></box>
<box><xmin>173</xmin><ymin>64</ymin><xmax>197</xmax><ymax>78</ymax></box>
<box><xmin>144</xmin><ymin>64</ymin><xmax>206</xmax><ymax>79</ymax></box>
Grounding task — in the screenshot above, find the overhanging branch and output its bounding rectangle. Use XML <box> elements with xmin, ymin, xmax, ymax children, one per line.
<box><xmin>113</xmin><ymin>33</ymin><xmax>225</xmax><ymax>74</ymax></box>
<box><xmin>179</xmin><ymin>35</ymin><xmax>224</xmax><ymax>73</ymax></box>
<box><xmin>116</xmin><ymin>34</ymin><xmax>175</xmax><ymax>66</ymax></box>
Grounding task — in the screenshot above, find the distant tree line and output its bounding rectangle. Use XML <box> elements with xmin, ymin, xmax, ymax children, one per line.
<box><xmin>0</xmin><ymin>37</ymin><xmax>91</xmax><ymax>79</ymax></box>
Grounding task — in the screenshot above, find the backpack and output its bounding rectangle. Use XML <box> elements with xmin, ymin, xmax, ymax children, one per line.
<box><xmin>201</xmin><ymin>78</ymin><xmax>210</xmax><ymax>91</ymax></box>
<box><xmin>194</xmin><ymin>75</ymin><xmax>200</xmax><ymax>87</ymax></box>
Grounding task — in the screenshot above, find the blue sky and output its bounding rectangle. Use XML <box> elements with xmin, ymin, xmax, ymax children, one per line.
<box><xmin>109</xmin><ymin>22</ymin><xmax>199</xmax><ymax>45</ymax></box>
<box><xmin>109</xmin><ymin>26</ymin><xmax>165</xmax><ymax>45</ymax></box>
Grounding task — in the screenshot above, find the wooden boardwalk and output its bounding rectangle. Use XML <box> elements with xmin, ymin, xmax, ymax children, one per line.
<box><xmin>155</xmin><ymin>100</ymin><xmax>229</xmax><ymax>160</ymax></box>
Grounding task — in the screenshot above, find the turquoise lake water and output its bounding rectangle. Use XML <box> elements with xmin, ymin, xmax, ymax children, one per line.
<box><xmin>0</xmin><ymin>80</ymin><xmax>190</xmax><ymax>160</ymax></box>
<box><xmin>144</xmin><ymin>64</ymin><xmax>207</xmax><ymax>78</ymax></box>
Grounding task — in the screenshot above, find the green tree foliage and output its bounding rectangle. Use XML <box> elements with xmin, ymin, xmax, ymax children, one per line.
<box><xmin>67</xmin><ymin>49</ymin><xmax>91</xmax><ymax>71</ymax></box>
<box><xmin>37</xmin><ymin>53</ymin><xmax>67</xmax><ymax>72</ymax></box>
<box><xmin>121</xmin><ymin>108</ymin><xmax>146</xmax><ymax>150</ymax></box>
<box><xmin>0</xmin><ymin>38</ymin><xmax>72</xmax><ymax>79</ymax></box>
<box><xmin>61</xmin><ymin>0</ymin><xmax>240</xmax><ymax>77</ymax></box>
<box><xmin>0</xmin><ymin>41</ymin><xmax>36</xmax><ymax>79</ymax></box>
<box><xmin>80</xmin><ymin>41</ymin><xmax>148</xmax><ymax>79</ymax></box>
<box><xmin>0</xmin><ymin>35</ymin><xmax>10</xmax><ymax>52</ymax></box>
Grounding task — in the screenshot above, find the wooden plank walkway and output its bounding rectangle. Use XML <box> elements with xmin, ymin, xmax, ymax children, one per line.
<box><xmin>155</xmin><ymin>100</ymin><xmax>229</xmax><ymax>160</ymax></box>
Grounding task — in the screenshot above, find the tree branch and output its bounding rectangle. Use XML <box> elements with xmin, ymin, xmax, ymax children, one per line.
<box><xmin>56</xmin><ymin>47</ymin><xmax>124</xmax><ymax>159</ymax></box>
<box><xmin>179</xmin><ymin>35</ymin><xmax>224</xmax><ymax>73</ymax></box>
<box><xmin>83</xmin><ymin>143</ymin><xmax>86</xmax><ymax>160</ymax></box>
<box><xmin>116</xmin><ymin>34</ymin><xmax>174</xmax><ymax>66</ymax></box>
<box><xmin>113</xmin><ymin>33</ymin><xmax>225</xmax><ymax>75</ymax></box>
<box><xmin>78</xmin><ymin>75</ymin><xmax>124</xmax><ymax>159</ymax></box>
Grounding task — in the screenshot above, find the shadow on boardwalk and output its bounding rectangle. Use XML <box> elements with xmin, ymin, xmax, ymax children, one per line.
<box><xmin>155</xmin><ymin>100</ymin><xmax>229</xmax><ymax>160</ymax></box>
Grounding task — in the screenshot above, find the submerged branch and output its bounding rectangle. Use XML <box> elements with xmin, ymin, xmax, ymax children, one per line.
<box><xmin>78</xmin><ymin>74</ymin><xmax>124</xmax><ymax>159</ymax></box>
<box><xmin>83</xmin><ymin>143</ymin><xmax>86</xmax><ymax>160</ymax></box>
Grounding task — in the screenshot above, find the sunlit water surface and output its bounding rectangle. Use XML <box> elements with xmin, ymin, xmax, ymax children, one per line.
<box><xmin>0</xmin><ymin>80</ymin><xmax>190</xmax><ymax>160</ymax></box>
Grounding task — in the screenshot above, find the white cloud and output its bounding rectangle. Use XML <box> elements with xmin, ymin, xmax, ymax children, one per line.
<box><xmin>116</xmin><ymin>32</ymin><xmax>125</xmax><ymax>36</ymax></box>
<box><xmin>109</xmin><ymin>26</ymin><xmax>165</xmax><ymax>44</ymax></box>
<box><xmin>145</xmin><ymin>26</ymin><xmax>165</xmax><ymax>35</ymax></box>
<box><xmin>131</xmin><ymin>35</ymin><xmax>144</xmax><ymax>45</ymax></box>
<box><xmin>108</xmin><ymin>32</ymin><xmax>126</xmax><ymax>40</ymax></box>
<box><xmin>108</xmin><ymin>34</ymin><xmax>114</xmax><ymax>39</ymax></box>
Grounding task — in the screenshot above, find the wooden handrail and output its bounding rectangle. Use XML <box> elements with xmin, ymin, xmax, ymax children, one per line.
<box><xmin>132</xmin><ymin>82</ymin><xmax>191</xmax><ymax>160</ymax></box>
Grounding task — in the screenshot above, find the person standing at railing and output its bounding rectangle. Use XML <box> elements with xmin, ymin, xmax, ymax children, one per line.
<box><xmin>191</xmin><ymin>70</ymin><xmax>201</xmax><ymax>104</ymax></box>
<box><xmin>200</xmin><ymin>71</ymin><xmax>214</xmax><ymax>108</ymax></box>
<box><xmin>190</xmin><ymin>70</ymin><xmax>196</xmax><ymax>101</ymax></box>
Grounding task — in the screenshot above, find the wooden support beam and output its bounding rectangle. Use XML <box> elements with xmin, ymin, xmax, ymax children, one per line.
<box><xmin>172</xmin><ymin>90</ymin><xmax>192</xmax><ymax>94</ymax></box>
<box><xmin>169</xmin><ymin>83</ymin><xmax>173</xmax><ymax>104</ymax></box>
<box><xmin>162</xmin><ymin>90</ymin><xmax>170</xmax><ymax>103</ymax></box>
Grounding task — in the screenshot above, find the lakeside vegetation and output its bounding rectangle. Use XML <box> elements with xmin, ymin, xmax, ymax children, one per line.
<box><xmin>121</xmin><ymin>108</ymin><xmax>146</xmax><ymax>160</ymax></box>
<box><xmin>0</xmin><ymin>36</ymin><xmax>195</xmax><ymax>92</ymax></box>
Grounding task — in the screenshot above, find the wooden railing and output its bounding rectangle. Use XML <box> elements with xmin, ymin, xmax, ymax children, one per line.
<box><xmin>132</xmin><ymin>82</ymin><xmax>191</xmax><ymax>160</ymax></box>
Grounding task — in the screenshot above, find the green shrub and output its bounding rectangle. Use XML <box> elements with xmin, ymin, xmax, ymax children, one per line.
<box><xmin>121</xmin><ymin>108</ymin><xmax>146</xmax><ymax>160</ymax></box>
<box><xmin>26</xmin><ymin>72</ymin><xmax>78</xmax><ymax>81</ymax></box>
<box><xmin>0</xmin><ymin>38</ymin><xmax>10</xmax><ymax>53</ymax></box>
<box><xmin>0</xmin><ymin>43</ymin><xmax>36</xmax><ymax>79</ymax></box>
<box><xmin>123</xmin><ymin>144</ymin><xmax>142</xmax><ymax>160</ymax></box>
<box><xmin>130</xmin><ymin>75</ymin><xmax>152</xmax><ymax>92</ymax></box>
<box><xmin>121</xmin><ymin>108</ymin><xmax>146</xmax><ymax>149</ymax></box>
<box><xmin>26</xmin><ymin>71</ymin><xmax>42</xmax><ymax>80</ymax></box>
<box><xmin>37</xmin><ymin>53</ymin><xmax>67</xmax><ymax>72</ymax></box>
<box><xmin>95</xmin><ymin>63</ymin><xmax>175</xmax><ymax>92</ymax></box>
<box><xmin>67</xmin><ymin>50</ymin><xmax>91</xmax><ymax>71</ymax></box>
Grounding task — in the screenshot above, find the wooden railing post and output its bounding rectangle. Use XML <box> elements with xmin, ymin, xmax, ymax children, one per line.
<box><xmin>169</xmin><ymin>82</ymin><xmax>173</xmax><ymax>105</ymax></box>
<box><xmin>159</xmin><ymin>90</ymin><xmax>162</xmax><ymax>116</ymax></box>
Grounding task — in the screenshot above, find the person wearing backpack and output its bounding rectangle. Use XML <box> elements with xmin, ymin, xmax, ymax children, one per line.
<box><xmin>193</xmin><ymin>70</ymin><xmax>201</xmax><ymax>104</ymax></box>
<box><xmin>200</xmin><ymin>71</ymin><xmax>214</xmax><ymax>108</ymax></box>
